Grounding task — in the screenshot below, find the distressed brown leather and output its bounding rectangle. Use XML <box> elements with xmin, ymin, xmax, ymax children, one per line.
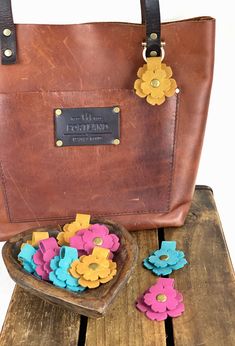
<box><xmin>0</xmin><ymin>17</ymin><xmax>215</xmax><ymax>240</ymax></box>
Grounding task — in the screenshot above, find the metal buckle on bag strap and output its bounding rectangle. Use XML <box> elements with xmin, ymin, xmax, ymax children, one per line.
<box><xmin>142</xmin><ymin>41</ymin><xmax>165</xmax><ymax>62</ymax></box>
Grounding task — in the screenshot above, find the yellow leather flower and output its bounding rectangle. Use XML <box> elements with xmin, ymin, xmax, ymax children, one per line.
<box><xmin>57</xmin><ymin>213</ymin><xmax>91</xmax><ymax>246</ymax></box>
<box><xmin>69</xmin><ymin>247</ymin><xmax>117</xmax><ymax>289</ymax></box>
<box><xmin>134</xmin><ymin>57</ymin><xmax>177</xmax><ymax>106</ymax></box>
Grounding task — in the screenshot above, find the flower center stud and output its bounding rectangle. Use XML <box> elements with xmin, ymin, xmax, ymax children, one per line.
<box><xmin>156</xmin><ymin>294</ymin><xmax>167</xmax><ymax>302</ymax></box>
<box><xmin>150</xmin><ymin>79</ymin><xmax>160</xmax><ymax>88</ymax></box>
<box><xmin>159</xmin><ymin>255</ymin><xmax>169</xmax><ymax>261</ymax></box>
<box><xmin>89</xmin><ymin>263</ymin><xmax>99</xmax><ymax>270</ymax></box>
<box><xmin>93</xmin><ymin>237</ymin><xmax>103</xmax><ymax>246</ymax></box>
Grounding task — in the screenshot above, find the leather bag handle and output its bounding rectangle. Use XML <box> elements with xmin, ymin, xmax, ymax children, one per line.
<box><xmin>0</xmin><ymin>0</ymin><xmax>161</xmax><ymax>65</ymax></box>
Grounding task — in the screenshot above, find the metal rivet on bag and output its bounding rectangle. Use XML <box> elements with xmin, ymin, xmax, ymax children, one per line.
<box><xmin>176</xmin><ymin>88</ymin><xmax>180</xmax><ymax>94</ymax></box>
<box><xmin>150</xmin><ymin>51</ymin><xmax>157</xmax><ymax>57</ymax></box>
<box><xmin>113</xmin><ymin>139</ymin><xmax>120</xmax><ymax>145</ymax></box>
<box><xmin>3</xmin><ymin>28</ymin><xmax>12</xmax><ymax>37</ymax></box>
<box><xmin>150</xmin><ymin>33</ymin><xmax>158</xmax><ymax>40</ymax></box>
<box><xmin>4</xmin><ymin>49</ymin><xmax>13</xmax><ymax>57</ymax></box>
<box><xmin>56</xmin><ymin>140</ymin><xmax>63</xmax><ymax>147</ymax></box>
<box><xmin>113</xmin><ymin>107</ymin><xmax>120</xmax><ymax>114</ymax></box>
<box><xmin>55</xmin><ymin>109</ymin><xmax>62</xmax><ymax>116</ymax></box>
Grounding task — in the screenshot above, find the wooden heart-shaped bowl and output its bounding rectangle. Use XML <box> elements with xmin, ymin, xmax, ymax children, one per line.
<box><xmin>2</xmin><ymin>218</ymin><xmax>138</xmax><ymax>318</ymax></box>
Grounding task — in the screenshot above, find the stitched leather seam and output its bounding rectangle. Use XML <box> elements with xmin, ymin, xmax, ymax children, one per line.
<box><xmin>1</xmin><ymin>94</ymin><xmax>179</xmax><ymax>222</ymax></box>
<box><xmin>0</xmin><ymin>89</ymin><xmax>156</xmax><ymax>95</ymax></box>
<box><xmin>0</xmin><ymin>161</ymin><xmax>13</xmax><ymax>222</ymax></box>
<box><xmin>10</xmin><ymin>209</ymin><xmax>168</xmax><ymax>223</ymax></box>
<box><xmin>166</xmin><ymin>92</ymin><xmax>180</xmax><ymax>211</ymax></box>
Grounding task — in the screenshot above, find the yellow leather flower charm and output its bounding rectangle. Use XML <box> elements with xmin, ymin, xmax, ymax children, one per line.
<box><xmin>57</xmin><ymin>213</ymin><xmax>91</xmax><ymax>246</ymax></box>
<box><xmin>134</xmin><ymin>57</ymin><xmax>177</xmax><ymax>106</ymax></box>
<box><xmin>69</xmin><ymin>247</ymin><xmax>117</xmax><ymax>289</ymax></box>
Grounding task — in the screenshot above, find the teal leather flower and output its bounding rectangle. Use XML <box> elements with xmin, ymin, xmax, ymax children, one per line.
<box><xmin>18</xmin><ymin>244</ymin><xmax>37</xmax><ymax>274</ymax></box>
<box><xmin>143</xmin><ymin>241</ymin><xmax>187</xmax><ymax>276</ymax></box>
<box><xmin>49</xmin><ymin>246</ymin><xmax>86</xmax><ymax>292</ymax></box>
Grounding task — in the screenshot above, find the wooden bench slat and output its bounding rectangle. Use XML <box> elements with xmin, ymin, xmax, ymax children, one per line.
<box><xmin>0</xmin><ymin>286</ymin><xmax>81</xmax><ymax>346</ymax></box>
<box><xmin>165</xmin><ymin>188</ymin><xmax>235</xmax><ymax>346</ymax></box>
<box><xmin>85</xmin><ymin>230</ymin><xmax>167</xmax><ymax>346</ymax></box>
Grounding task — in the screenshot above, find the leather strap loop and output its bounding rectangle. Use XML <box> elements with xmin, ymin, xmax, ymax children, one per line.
<box><xmin>143</xmin><ymin>0</ymin><xmax>161</xmax><ymax>58</ymax></box>
<box><xmin>0</xmin><ymin>0</ymin><xmax>16</xmax><ymax>64</ymax></box>
<box><xmin>0</xmin><ymin>0</ymin><xmax>161</xmax><ymax>64</ymax></box>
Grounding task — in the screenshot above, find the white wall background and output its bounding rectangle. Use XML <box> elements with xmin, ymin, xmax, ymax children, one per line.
<box><xmin>0</xmin><ymin>0</ymin><xmax>234</xmax><ymax>330</ymax></box>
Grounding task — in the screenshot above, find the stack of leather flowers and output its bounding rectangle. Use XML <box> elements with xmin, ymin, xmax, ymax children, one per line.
<box><xmin>136</xmin><ymin>241</ymin><xmax>187</xmax><ymax>321</ymax></box>
<box><xmin>143</xmin><ymin>241</ymin><xmax>187</xmax><ymax>276</ymax></box>
<box><xmin>17</xmin><ymin>214</ymin><xmax>120</xmax><ymax>292</ymax></box>
<box><xmin>136</xmin><ymin>278</ymin><xmax>184</xmax><ymax>321</ymax></box>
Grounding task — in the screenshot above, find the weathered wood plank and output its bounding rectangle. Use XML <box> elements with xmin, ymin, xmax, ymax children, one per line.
<box><xmin>0</xmin><ymin>286</ymin><xmax>81</xmax><ymax>346</ymax></box>
<box><xmin>165</xmin><ymin>188</ymin><xmax>235</xmax><ymax>346</ymax></box>
<box><xmin>85</xmin><ymin>230</ymin><xmax>166</xmax><ymax>346</ymax></box>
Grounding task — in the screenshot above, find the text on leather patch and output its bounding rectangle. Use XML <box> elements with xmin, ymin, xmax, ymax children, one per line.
<box><xmin>54</xmin><ymin>106</ymin><xmax>120</xmax><ymax>147</ymax></box>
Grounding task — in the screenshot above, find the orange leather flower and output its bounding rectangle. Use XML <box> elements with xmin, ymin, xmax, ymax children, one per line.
<box><xmin>69</xmin><ymin>247</ymin><xmax>117</xmax><ymax>289</ymax></box>
<box><xmin>57</xmin><ymin>213</ymin><xmax>91</xmax><ymax>246</ymax></box>
<box><xmin>134</xmin><ymin>57</ymin><xmax>177</xmax><ymax>106</ymax></box>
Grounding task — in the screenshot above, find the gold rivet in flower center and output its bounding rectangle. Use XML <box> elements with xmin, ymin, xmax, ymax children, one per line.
<box><xmin>89</xmin><ymin>263</ymin><xmax>99</xmax><ymax>270</ymax></box>
<box><xmin>156</xmin><ymin>294</ymin><xmax>167</xmax><ymax>302</ymax></box>
<box><xmin>151</xmin><ymin>79</ymin><xmax>160</xmax><ymax>88</ymax></box>
<box><xmin>159</xmin><ymin>255</ymin><xmax>169</xmax><ymax>261</ymax></box>
<box><xmin>93</xmin><ymin>237</ymin><xmax>103</xmax><ymax>246</ymax></box>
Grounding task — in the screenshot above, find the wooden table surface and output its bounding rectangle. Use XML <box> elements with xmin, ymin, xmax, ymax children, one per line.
<box><xmin>1</xmin><ymin>186</ymin><xmax>235</xmax><ymax>346</ymax></box>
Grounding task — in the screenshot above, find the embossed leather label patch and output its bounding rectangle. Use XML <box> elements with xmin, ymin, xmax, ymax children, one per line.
<box><xmin>54</xmin><ymin>106</ymin><xmax>120</xmax><ymax>147</ymax></box>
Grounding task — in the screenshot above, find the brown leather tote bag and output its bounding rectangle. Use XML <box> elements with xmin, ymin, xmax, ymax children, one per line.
<box><xmin>0</xmin><ymin>0</ymin><xmax>215</xmax><ymax>240</ymax></box>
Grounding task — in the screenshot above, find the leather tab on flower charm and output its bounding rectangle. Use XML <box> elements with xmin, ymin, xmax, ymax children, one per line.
<box><xmin>134</xmin><ymin>57</ymin><xmax>177</xmax><ymax>106</ymax></box>
<box><xmin>49</xmin><ymin>246</ymin><xmax>86</xmax><ymax>292</ymax></box>
<box><xmin>143</xmin><ymin>241</ymin><xmax>187</xmax><ymax>276</ymax></box>
<box><xmin>26</xmin><ymin>232</ymin><xmax>49</xmax><ymax>247</ymax></box>
<box><xmin>136</xmin><ymin>278</ymin><xmax>184</xmax><ymax>321</ymax></box>
<box><xmin>69</xmin><ymin>224</ymin><xmax>120</xmax><ymax>258</ymax></box>
<box><xmin>92</xmin><ymin>247</ymin><xmax>110</xmax><ymax>259</ymax></box>
<box><xmin>33</xmin><ymin>237</ymin><xmax>60</xmax><ymax>280</ymax></box>
<box><xmin>69</xmin><ymin>246</ymin><xmax>117</xmax><ymax>289</ymax></box>
<box><xmin>57</xmin><ymin>213</ymin><xmax>91</xmax><ymax>246</ymax></box>
<box><xmin>18</xmin><ymin>243</ymin><xmax>37</xmax><ymax>274</ymax></box>
<box><xmin>58</xmin><ymin>246</ymin><xmax>78</xmax><ymax>268</ymax></box>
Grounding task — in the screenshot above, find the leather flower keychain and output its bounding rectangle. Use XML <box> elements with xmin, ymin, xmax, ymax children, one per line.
<box><xmin>134</xmin><ymin>57</ymin><xmax>178</xmax><ymax>106</ymax></box>
<box><xmin>134</xmin><ymin>2</ymin><xmax>178</xmax><ymax>106</ymax></box>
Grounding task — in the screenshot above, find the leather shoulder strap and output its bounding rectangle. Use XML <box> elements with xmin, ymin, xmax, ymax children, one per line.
<box><xmin>0</xmin><ymin>0</ymin><xmax>161</xmax><ymax>65</ymax></box>
<box><xmin>143</xmin><ymin>0</ymin><xmax>161</xmax><ymax>58</ymax></box>
<box><xmin>0</xmin><ymin>0</ymin><xmax>16</xmax><ymax>64</ymax></box>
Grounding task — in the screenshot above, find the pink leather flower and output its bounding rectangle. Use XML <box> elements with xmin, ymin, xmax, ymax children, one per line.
<box><xmin>70</xmin><ymin>224</ymin><xmax>120</xmax><ymax>257</ymax></box>
<box><xmin>136</xmin><ymin>278</ymin><xmax>184</xmax><ymax>321</ymax></box>
<box><xmin>33</xmin><ymin>237</ymin><xmax>60</xmax><ymax>280</ymax></box>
